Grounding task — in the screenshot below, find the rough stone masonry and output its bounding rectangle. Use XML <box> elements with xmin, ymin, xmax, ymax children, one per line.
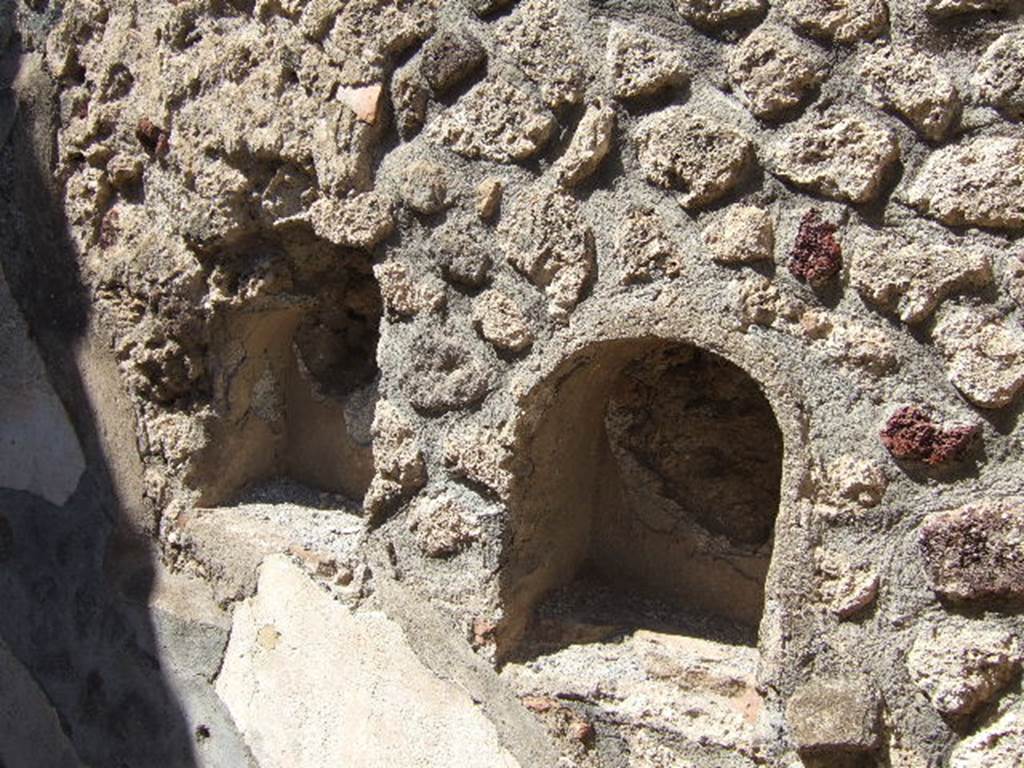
<box><xmin>1</xmin><ymin>0</ymin><xmax>1024</xmax><ymax>766</ymax></box>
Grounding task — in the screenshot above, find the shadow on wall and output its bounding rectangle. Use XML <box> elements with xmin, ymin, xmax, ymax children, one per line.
<box><xmin>0</xmin><ymin>10</ymin><xmax>199</xmax><ymax>767</ymax></box>
<box><xmin>499</xmin><ymin>338</ymin><xmax>784</xmax><ymax>658</ymax></box>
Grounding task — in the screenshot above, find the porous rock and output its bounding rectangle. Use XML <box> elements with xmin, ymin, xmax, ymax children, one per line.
<box><xmin>729</xmin><ymin>25</ymin><xmax>826</xmax><ymax>119</ymax></box>
<box><xmin>926</xmin><ymin>0</ymin><xmax>1009</xmax><ymax>16</ymax></box>
<box><xmin>674</xmin><ymin>0</ymin><xmax>766</xmax><ymax>29</ymax></box>
<box><xmin>399</xmin><ymin>160</ymin><xmax>450</xmax><ymax>215</ymax></box>
<box><xmin>375</xmin><ymin>262</ymin><xmax>447</xmax><ymax>318</ymax></box>
<box><xmin>703</xmin><ymin>206</ymin><xmax>774</xmax><ymax>264</ymax></box>
<box><xmin>783</xmin><ymin>0</ymin><xmax>888</xmax><ymax>43</ymax></box>
<box><xmin>501</xmin><ymin>186</ymin><xmax>595</xmax><ymax>319</ymax></box>
<box><xmin>932</xmin><ymin>306</ymin><xmax>1024</xmax><ymax>409</ymax></box>
<box><xmin>919</xmin><ymin>498</ymin><xmax>1024</xmax><ymax>603</ymax></box>
<box><xmin>430</xmin><ymin>79</ymin><xmax>556</xmax><ymax>163</ymax></box>
<box><xmin>472</xmin><ymin>290</ymin><xmax>534</xmax><ymax>354</ymax></box>
<box><xmin>769</xmin><ymin>108</ymin><xmax>899</xmax><ymax>204</ymax></box>
<box><xmin>410</xmin><ymin>493</ymin><xmax>479</xmax><ymax>558</ymax></box>
<box><xmin>972</xmin><ymin>32</ymin><xmax>1024</xmax><ymax>118</ymax></box>
<box><xmin>903</xmin><ymin>138</ymin><xmax>1024</xmax><ymax>230</ymax></box>
<box><xmin>606</xmin><ymin>23</ymin><xmax>687</xmax><ymax>101</ymax></box>
<box><xmin>308</xmin><ymin>193</ymin><xmax>395</xmax><ymax>250</ymax></box>
<box><xmin>949</xmin><ymin>697</ymin><xmax>1024</xmax><ymax>768</ymax></box>
<box><xmin>635</xmin><ymin>107</ymin><xmax>755</xmax><ymax>209</ymax></box>
<box><xmin>553</xmin><ymin>101</ymin><xmax>615</xmax><ymax>189</ymax></box>
<box><xmin>364</xmin><ymin>400</ymin><xmax>427</xmax><ymax>520</ymax></box>
<box><xmin>495</xmin><ymin>0</ymin><xmax>588</xmax><ymax>108</ymax></box>
<box><xmin>880</xmin><ymin>406</ymin><xmax>977</xmax><ymax>465</ymax></box>
<box><xmin>908</xmin><ymin>620</ymin><xmax>1020</xmax><ymax>717</ymax></box>
<box><xmin>861</xmin><ymin>45</ymin><xmax>960</xmax><ymax>141</ymax></box>
<box><xmin>614</xmin><ymin>207</ymin><xmax>683</xmax><ymax>283</ymax></box>
<box><xmin>443</xmin><ymin>425</ymin><xmax>513</xmax><ymax>499</ymax></box>
<box><xmin>788</xmin><ymin>209</ymin><xmax>841</xmax><ymax>285</ymax></box>
<box><xmin>851</xmin><ymin>237</ymin><xmax>991</xmax><ymax>325</ymax></box>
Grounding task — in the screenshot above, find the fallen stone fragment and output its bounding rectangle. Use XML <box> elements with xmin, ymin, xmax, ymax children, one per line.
<box><xmin>903</xmin><ymin>138</ymin><xmax>1024</xmax><ymax>230</ymax></box>
<box><xmin>501</xmin><ymin>186</ymin><xmax>595</xmax><ymax>319</ymax></box>
<box><xmin>783</xmin><ymin>0</ymin><xmax>888</xmax><ymax>43</ymax></box>
<box><xmin>635</xmin><ymin>107</ymin><xmax>755</xmax><ymax>209</ymax></box>
<box><xmin>472</xmin><ymin>290</ymin><xmax>533</xmax><ymax>354</ymax></box>
<box><xmin>615</xmin><ymin>207</ymin><xmax>682</xmax><ymax>284</ymax></box>
<box><xmin>949</xmin><ymin>696</ymin><xmax>1024</xmax><ymax>768</ymax></box>
<box><xmin>403</xmin><ymin>331</ymin><xmax>494</xmax><ymax>414</ymax></box>
<box><xmin>933</xmin><ymin>306</ymin><xmax>1024</xmax><ymax>409</ymax></box>
<box><xmin>308</xmin><ymin>193</ymin><xmax>394</xmax><ymax>249</ymax></box>
<box><xmin>375</xmin><ymin>262</ymin><xmax>447</xmax><ymax>318</ymax></box>
<box><xmin>908</xmin><ymin>619</ymin><xmax>1019</xmax><ymax>717</ymax></box>
<box><xmin>703</xmin><ymin>205</ymin><xmax>774</xmax><ymax>264</ymax></box>
<box><xmin>410</xmin><ymin>493</ymin><xmax>479</xmax><ymax>558</ymax></box>
<box><xmin>972</xmin><ymin>32</ymin><xmax>1024</xmax><ymax>118</ymax></box>
<box><xmin>850</xmin><ymin>238</ymin><xmax>991</xmax><ymax>325</ymax></box>
<box><xmin>787</xmin><ymin>678</ymin><xmax>881</xmax><ymax>754</ymax></box>
<box><xmin>476</xmin><ymin>178</ymin><xmax>504</xmax><ymax>221</ymax></box>
<box><xmin>770</xmin><ymin>109</ymin><xmax>899</xmax><ymax>203</ymax></box>
<box><xmin>729</xmin><ymin>25</ymin><xmax>826</xmax><ymax>119</ymax></box>
<box><xmin>788</xmin><ymin>209</ymin><xmax>841</xmax><ymax>285</ymax></box>
<box><xmin>880</xmin><ymin>406</ymin><xmax>977</xmax><ymax>465</ymax></box>
<box><xmin>927</xmin><ymin>0</ymin><xmax>1009</xmax><ymax>16</ymax></box>
<box><xmin>553</xmin><ymin>101</ymin><xmax>615</xmax><ymax>188</ymax></box>
<box><xmin>364</xmin><ymin>400</ymin><xmax>427</xmax><ymax>520</ymax></box>
<box><xmin>861</xmin><ymin>46</ymin><xmax>960</xmax><ymax>141</ymax></box>
<box><xmin>399</xmin><ymin>160</ymin><xmax>449</xmax><ymax>215</ymax></box>
<box><xmin>919</xmin><ymin>498</ymin><xmax>1024</xmax><ymax>603</ymax></box>
<box><xmin>430</xmin><ymin>79</ymin><xmax>556</xmax><ymax>163</ymax></box>
<box><xmin>420</xmin><ymin>29</ymin><xmax>486</xmax><ymax>95</ymax></box>
<box><xmin>674</xmin><ymin>0</ymin><xmax>766</xmax><ymax>29</ymax></box>
<box><xmin>606</xmin><ymin>23</ymin><xmax>687</xmax><ymax>101</ymax></box>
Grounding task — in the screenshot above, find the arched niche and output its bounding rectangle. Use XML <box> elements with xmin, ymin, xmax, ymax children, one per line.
<box><xmin>498</xmin><ymin>337</ymin><xmax>786</xmax><ymax>657</ymax></box>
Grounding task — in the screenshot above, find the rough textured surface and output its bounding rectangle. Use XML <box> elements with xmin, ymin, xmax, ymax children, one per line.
<box><xmin>933</xmin><ymin>307</ymin><xmax>1024</xmax><ymax>409</ymax></box>
<box><xmin>861</xmin><ymin>45</ymin><xmax>960</xmax><ymax>142</ymax></box>
<box><xmin>770</xmin><ymin>108</ymin><xmax>899</xmax><ymax>203</ymax></box>
<box><xmin>729</xmin><ymin>25</ymin><xmax>825</xmax><ymax>119</ymax></box>
<box><xmin>919</xmin><ymin>499</ymin><xmax>1024</xmax><ymax>604</ymax></box>
<box><xmin>851</xmin><ymin>236</ymin><xmax>991</xmax><ymax>325</ymax></box>
<box><xmin>907</xmin><ymin>619</ymin><xmax>1020</xmax><ymax>717</ymax></box>
<box><xmin>635</xmin><ymin>107</ymin><xmax>754</xmax><ymax>209</ymax></box>
<box><xmin>4</xmin><ymin>1</ymin><xmax>1024</xmax><ymax>766</ymax></box>
<box><xmin>786</xmin><ymin>678</ymin><xmax>881</xmax><ymax>754</ymax></box>
<box><xmin>904</xmin><ymin>138</ymin><xmax>1024</xmax><ymax>230</ymax></box>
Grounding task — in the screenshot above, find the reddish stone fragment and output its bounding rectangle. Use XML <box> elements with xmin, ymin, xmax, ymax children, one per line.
<box><xmin>135</xmin><ymin>117</ymin><xmax>169</xmax><ymax>157</ymax></box>
<box><xmin>789</xmin><ymin>209</ymin><xmax>842</xmax><ymax>285</ymax></box>
<box><xmin>880</xmin><ymin>406</ymin><xmax>977</xmax><ymax>465</ymax></box>
<box><xmin>919</xmin><ymin>499</ymin><xmax>1024</xmax><ymax>602</ymax></box>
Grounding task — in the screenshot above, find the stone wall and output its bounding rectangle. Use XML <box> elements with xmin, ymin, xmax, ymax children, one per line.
<box><xmin>2</xmin><ymin>0</ymin><xmax>1024</xmax><ymax>766</ymax></box>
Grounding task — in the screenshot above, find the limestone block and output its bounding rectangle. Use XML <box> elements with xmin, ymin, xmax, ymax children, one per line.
<box><xmin>783</xmin><ymin>0</ymin><xmax>888</xmax><ymax>43</ymax></box>
<box><xmin>215</xmin><ymin>555</ymin><xmax>521</xmax><ymax>768</ymax></box>
<box><xmin>861</xmin><ymin>46</ymin><xmax>960</xmax><ymax>141</ymax></box>
<box><xmin>606</xmin><ymin>23</ymin><xmax>687</xmax><ymax>100</ymax></box>
<box><xmin>933</xmin><ymin>306</ymin><xmax>1024</xmax><ymax>409</ymax></box>
<box><xmin>703</xmin><ymin>205</ymin><xmax>774</xmax><ymax>264</ymax></box>
<box><xmin>729</xmin><ymin>25</ymin><xmax>826</xmax><ymax>119</ymax></box>
<box><xmin>553</xmin><ymin>101</ymin><xmax>615</xmax><ymax>189</ymax></box>
<box><xmin>787</xmin><ymin>678</ymin><xmax>881</xmax><ymax>754</ymax></box>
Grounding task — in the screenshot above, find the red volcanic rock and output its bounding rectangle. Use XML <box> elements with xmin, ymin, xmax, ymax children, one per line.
<box><xmin>135</xmin><ymin>117</ymin><xmax>169</xmax><ymax>157</ymax></box>
<box><xmin>789</xmin><ymin>209</ymin><xmax>842</xmax><ymax>285</ymax></box>
<box><xmin>880</xmin><ymin>406</ymin><xmax>977</xmax><ymax>464</ymax></box>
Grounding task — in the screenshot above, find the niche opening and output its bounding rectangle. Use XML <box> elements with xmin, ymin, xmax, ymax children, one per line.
<box><xmin>500</xmin><ymin>339</ymin><xmax>783</xmax><ymax>656</ymax></box>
